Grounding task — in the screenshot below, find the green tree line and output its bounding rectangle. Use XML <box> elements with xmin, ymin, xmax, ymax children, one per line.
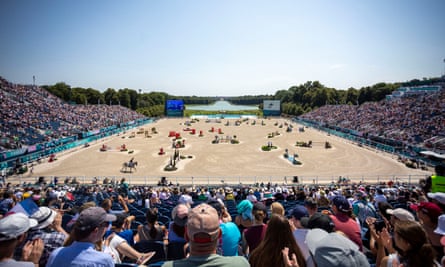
<box><xmin>41</xmin><ymin>77</ymin><xmax>439</xmax><ymax>117</ymax></box>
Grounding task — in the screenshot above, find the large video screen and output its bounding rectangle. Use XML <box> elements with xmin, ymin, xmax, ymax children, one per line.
<box><xmin>165</xmin><ymin>99</ymin><xmax>185</xmax><ymax>117</ymax></box>
<box><xmin>263</xmin><ymin>100</ymin><xmax>281</xmax><ymax>116</ymax></box>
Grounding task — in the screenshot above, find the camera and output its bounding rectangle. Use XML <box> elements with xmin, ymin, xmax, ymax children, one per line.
<box><xmin>374</xmin><ymin>220</ymin><xmax>386</xmax><ymax>232</ymax></box>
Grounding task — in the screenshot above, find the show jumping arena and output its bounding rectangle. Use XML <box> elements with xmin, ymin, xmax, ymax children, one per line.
<box><xmin>11</xmin><ymin>118</ymin><xmax>431</xmax><ymax>186</ymax></box>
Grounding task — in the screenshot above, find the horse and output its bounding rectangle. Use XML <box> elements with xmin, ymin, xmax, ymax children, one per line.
<box><xmin>121</xmin><ymin>161</ymin><xmax>138</xmax><ymax>173</ymax></box>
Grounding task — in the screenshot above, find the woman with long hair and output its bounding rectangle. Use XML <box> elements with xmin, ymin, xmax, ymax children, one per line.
<box><xmin>137</xmin><ymin>207</ymin><xmax>166</xmax><ymax>242</ymax></box>
<box><xmin>249</xmin><ymin>214</ymin><xmax>306</xmax><ymax>267</ymax></box>
<box><xmin>380</xmin><ymin>220</ymin><xmax>438</xmax><ymax>267</ymax></box>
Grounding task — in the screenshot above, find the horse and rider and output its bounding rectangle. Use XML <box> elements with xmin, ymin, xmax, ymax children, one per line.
<box><xmin>121</xmin><ymin>157</ymin><xmax>138</xmax><ymax>173</ymax></box>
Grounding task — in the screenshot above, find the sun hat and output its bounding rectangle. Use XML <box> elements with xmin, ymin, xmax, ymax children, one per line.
<box><xmin>186</xmin><ymin>203</ymin><xmax>220</xmax><ymax>244</ymax></box>
<box><xmin>77</xmin><ymin>207</ymin><xmax>116</xmax><ymax>231</ymax></box>
<box><xmin>0</xmin><ymin>213</ymin><xmax>38</xmax><ymax>241</ymax></box>
<box><xmin>30</xmin><ymin>207</ymin><xmax>57</xmax><ymax>230</ymax></box>
<box><xmin>386</xmin><ymin>208</ymin><xmax>415</xmax><ymax>221</ymax></box>
<box><xmin>434</xmin><ymin>214</ymin><xmax>445</xmax><ymax>235</ymax></box>
<box><xmin>305</xmin><ymin>228</ymin><xmax>370</xmax><ymax>267</ymax></box>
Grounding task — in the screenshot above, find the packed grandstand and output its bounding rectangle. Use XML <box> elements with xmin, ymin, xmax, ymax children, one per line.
<box><xmin>1</xmin><ymin>75</ymin><xmax>444</xmax><ymax>175</ymax></box>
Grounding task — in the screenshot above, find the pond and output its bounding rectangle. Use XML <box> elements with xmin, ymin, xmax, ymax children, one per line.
<box><xmin>186</xmin><ymin>100</ymin><xmax>259</xmax><ymax>111</ymax></box>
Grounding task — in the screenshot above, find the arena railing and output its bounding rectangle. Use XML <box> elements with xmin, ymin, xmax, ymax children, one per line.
<box><xmin>8</xmin><ymin>174</ymin><xmax>427</xmax><ymax>187</ymax></box>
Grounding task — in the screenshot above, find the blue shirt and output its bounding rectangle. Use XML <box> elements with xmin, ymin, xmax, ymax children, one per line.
<box><xmin>105</xmin><ymin>229</ymin><xmax>134</xmax><ymax>247</ymax></box>
<box><xmin>46</xmin><ymin>241</ymin><xmax>114</xmax><ymax>267</ymax></box>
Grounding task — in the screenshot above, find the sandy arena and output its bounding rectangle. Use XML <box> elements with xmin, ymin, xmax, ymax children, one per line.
<box><xmin>20</xmin><ymin>118</ymin><xmax>430</xmax><ymax>185</ymax></box>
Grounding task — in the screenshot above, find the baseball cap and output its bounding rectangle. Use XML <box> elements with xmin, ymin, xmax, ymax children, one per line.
<box><xmin>186</xmin><ymin>203</ymin><xmax>220</xmax><ymax>243</ymax></box>
<box><xmin>77</xmin><ymin>207</ymin><xmax>116</xmax><ymax>230</ymax></box>
<box><xmin>307</xmin><ymin>212</ymin><xmax>335</xmax><ymax>233</ymax></box>
<box><xmin>30</xmin><ymin>207</ymin><xmax>57</xmax><ymax>230</ymax></box>
<box><xmin>290</xmin><ymin>205</ymin><xmax>309</xmax><ymax>220</ymax></box>
<box><xmin>428</xmin><ymin>192</ymin><xmax>445</xmax><ymax>206</ymax></box>
<box><xmin>386</xmin><ymin>208</ymin><xmax>415</xmax><ymax>221</ymax></box>
<box><xmin>434</xmin><ymin>214</ymin><xmax>445</xmax><ymax>235</ymax></box>
<box><xmin>410</xmin><ymin>202</ymin><xmax>443</xmax><ymax>221</ymax></box>
<box><xmin>305</xmin><ymin>228</ymin><xmax>370</xmax><ymax>267</ymax></box>
<box><xmin>332</xmin><ymin>196</ymin><xmax>351</xmax><ymax>213</ymax></box>
<box><xmin>0</xmin><ymin>213</ymin><xmax>38</xmax><ymax>241</ymax></box>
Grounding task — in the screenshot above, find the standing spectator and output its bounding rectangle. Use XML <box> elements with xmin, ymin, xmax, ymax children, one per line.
<box><xmin>249</xmin><ymin>214</ymin><xmax>307</xmax><ymax>267</ymax></box>
<box><xmin>161</xmin><ymin>204</ymin><xmax>249</xmax><ymax>267</ymax></box>
<box><xmin>46</xmin><ymin>207</ymin><xmax>116</xmax><ymax>267</ymax></box>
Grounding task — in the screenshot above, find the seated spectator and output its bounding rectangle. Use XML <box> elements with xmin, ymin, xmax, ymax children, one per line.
<box><xmin>270</xmin><ymin>201</ymin><xmax>285</xmax><ymax>216</ymax></box>
<box><xmin>168</xmin><ymin>204</ymin><xmax>189</xmax><ymax>243</ymax></box>
<box><xmin>137</xmin><ymin>207</ymin><xmax>166</xmax><ymax>242</ymax></box>
<box><xmin>21</xmin><ymin>207</ymin><xmax>68</xmax><ymax>267</ymax></box>
<box><xmin>329</xmin><ymin>196</ymin><xmax>363</xmax><ymax>251</ymax></box>
<box><xmin>249</xmin><ymin>214</ymin><xmax>306</xmax><ymax>267</ymax></box>
<box><xmin>380</xmin><ymin>220</ymin><xmax>438</xmax><ymax>267</ymax></box>
<box><xmin>161</xmin><ymin>203</ymin><xmax>249</xmax><ymax>267</ymax></box>
<box><xmin>207</xmin><ymin>200</ymin><xmax>241</xmax><ymax>256</ymax></box>
<box><xmin>433</xmin><ymin>214</ymin><xmax>445</xmax><ymax>266</ymax></box>
<box><xmin>235</xmin><ymin>200</ymin><xmax>254</xmax><ymax>232</ymax></box>
<box><xmin>304</xmin><ymin>197</ymin><xmax>318</xmax><ymax>217</ymax></box>
<box><xmin>410</xmin><ymin>201</ymin><xmax>444</xmax><ymax>261</ymax></box>
<box><xmin>105</xmin><ymin>213</ymin><xmax>135</xmax><ymax>247</ymax></box>
<box><xmin>428</xmin><ymin>192</ymin><xmax>445</xmax><ymax>212</ymax></box>
<box><xmin>242</xmin><ymin>202</ymin><xmax>267</xmax><ymax>255</ymax></box>
<box><xmin>46</xmin><ymin>207</ymin><xmax>116</xmax><ymax>267</ymax></box>
<box><xmin>0</xmin><ymin>213</ymin><xmax>44</xmax><ymax>267</ymax></box>
<box><xmin>305</xmin><ymin>228</ymin><xmax>370</xmax><ymax>267</ymax></box>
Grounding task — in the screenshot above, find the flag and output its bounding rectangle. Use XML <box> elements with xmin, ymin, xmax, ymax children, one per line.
<box><xmin>6</xmin><ymin>198</ymin><xmax>39</xmax><ymax>216</ymax></box>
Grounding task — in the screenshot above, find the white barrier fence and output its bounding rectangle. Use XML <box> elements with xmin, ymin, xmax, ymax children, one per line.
<box><xmin>8</xmin><ymin>174</ymin><xmax>428</xmax><ymax>187</ymax></box>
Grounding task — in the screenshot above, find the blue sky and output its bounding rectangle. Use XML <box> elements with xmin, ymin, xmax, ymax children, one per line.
<box><xmin>1</xmin><ymin>0</ymin><xmax>444</xmax><ymax>96</ymax></box>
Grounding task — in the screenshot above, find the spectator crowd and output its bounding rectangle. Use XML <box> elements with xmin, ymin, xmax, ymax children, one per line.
<box><xmin>0</xmin><ymin>76</ymin><xmax>145</xmax><ymax>151</ymax></box>
<box><xmin>0</xmin><ymin>174</ymin><xmax>445</xmax><ymax>266</ymax></box>
<box><xmin>299</xmin><ymin>88</ymin><xmax>445</xmax><ymax>153</ymax></box>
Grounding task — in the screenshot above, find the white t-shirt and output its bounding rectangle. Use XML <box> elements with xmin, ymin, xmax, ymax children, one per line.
<box><xmin>105</xmin><ymin>234</ymin><xmax>126</xmax><ymax>263</ymax></box>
